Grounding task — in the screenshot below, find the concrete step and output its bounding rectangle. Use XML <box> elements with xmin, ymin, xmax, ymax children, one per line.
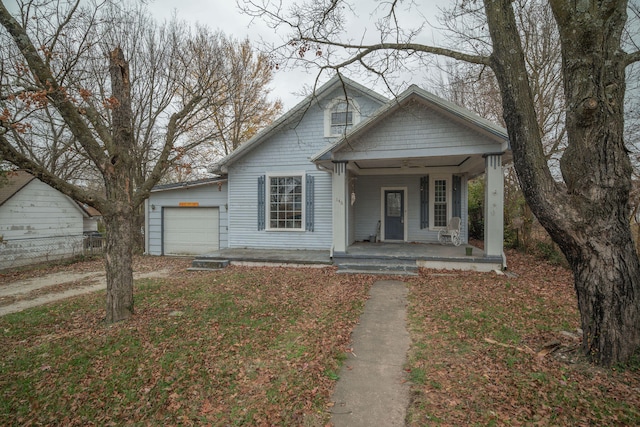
<box><xmin>335</xmin><ymin>261</ymin><xmax>418</xmax><ymax>276</ymax></box>
<box><xmin>188</xmin><ymin>259</ymin><xmax>229</xmax><ymax>271</ymax></box>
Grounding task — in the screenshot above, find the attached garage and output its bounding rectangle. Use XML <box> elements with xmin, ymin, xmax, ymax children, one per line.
<box><xmin>145</xmin><ymin>178</ymin><xmax>228</xmax><ymax>256</ymax></box>
<box><xmin>163</xmin><ymin>207</ymin><xmax>219</xmax><ymax>255</ymax></box>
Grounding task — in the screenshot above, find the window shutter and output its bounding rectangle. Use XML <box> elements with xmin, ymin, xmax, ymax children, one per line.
<box><xmin>257</xmin><ymin>175</ymin><xmax>265</xmax><ymax>230</ymax></box>
<box><xmin>305</xmin><ymin>175</ymin><xmax>315</xmax><ymax>231</ymax></box>
<box><xmin>452</xmin><ymin>175</ymin><xmax>462</xmax><ymax>218</ymax></box>
<box><xmin>420</xmin><ymin>175</ymin><xmax>429</xmax><ymax>229</ymax></box>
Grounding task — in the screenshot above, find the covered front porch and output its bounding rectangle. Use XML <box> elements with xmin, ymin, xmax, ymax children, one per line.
<box><xmin>311</xmin><ymin>86</ymin><xmax>511</xmax><ymax>268</ymax></box>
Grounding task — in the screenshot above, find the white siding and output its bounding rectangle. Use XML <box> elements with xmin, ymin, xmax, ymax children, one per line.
<box><xmin>353</xmin><ymin>174</ymin><xmax>468</xmax><ymax>244</ymax></box>
<box><xmin>0</xmin><ymin>180</ymin><xmax>84</xmax><ymax>270</ymax></box>
<box><xmin>227</xmin><ymin>89</ymin><xmax>385</xmax><ymax>250</ymax></box>
<box><xmin>147</xmin><ymin>182</ymin><xmax>228</xmax><ymax>255</ymax></box>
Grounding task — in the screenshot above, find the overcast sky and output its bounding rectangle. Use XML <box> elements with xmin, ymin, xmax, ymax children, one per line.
<box><xmin>149</xmin><ymin>0</ymin><xmax>449</xmax><ymax>110</ymax></box>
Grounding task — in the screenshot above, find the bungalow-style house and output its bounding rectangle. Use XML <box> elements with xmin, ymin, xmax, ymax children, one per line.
<box><xmin>0</xmin><ymin>170</ymin><xmax>96</xmax><ymax>270</ymax></box>
<box><xmin>146</xmin><ymin>76</ymin><xmax>510</xmax><ymax>271</ymax></box>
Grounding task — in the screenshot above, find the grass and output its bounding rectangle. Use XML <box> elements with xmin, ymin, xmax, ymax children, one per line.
<box><xmin>2</xmin><ymin>252</ymin><xmax>640</xmax><ymax>426</ymax></box>
<box><xmin>0</xmin><ymin>265</ymin><xmax>373</xmax><ymax>426</ymax></box>
<box><xmin>404</xmin><ymin>249</ymin><xmax>640</xmax><ymax>426</ymax></box>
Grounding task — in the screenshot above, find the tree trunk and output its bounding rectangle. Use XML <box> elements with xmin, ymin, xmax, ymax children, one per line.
<box><xmin>572</xmin><ymin>221</ymin><xmax>640</xmax><ymax>363</ymax></box>
<box><xmin>485</xmin><ymin>0</ymin><xmax>640</xmax><ymax>365</ymax></box>
<box><xmin>104</xmin><ymin>211</ymin><xmax>134</xmax><ymax>323</ymax></box>
<box><xmin>102</xmin><ymin>47</ymin><xmax>137</xmax><ymax>323</ymax></box>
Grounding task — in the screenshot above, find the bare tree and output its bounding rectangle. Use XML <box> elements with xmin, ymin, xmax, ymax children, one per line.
<box><xmin>0</xmin><ymin>0</ymin><xmax>235</xmax><ymax>322</ymax></box>
<box><xmin>242</xmin><ymin>0</ymin><xmax>640</xmax><ymax>366</ymax></box>
<box><xmin>209</xmin><ymin>38</ymin><xmax>283</xmax><ymax>157</ymax></box>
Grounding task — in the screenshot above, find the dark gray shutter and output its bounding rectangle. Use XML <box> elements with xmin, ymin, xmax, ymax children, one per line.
<box><xmin>420</xmin><ymin>175</ymin><xmax>429</xmax><ymax>229</ymax></box>
<box><xmin>452</xmin><ymin>175</ymin><xmax>462</xmax><ymax>218</ymax></box>
<box><xmin>305</xmin><ymin>175</ymin><xmax>315</xmax><ymax>231</ymax></box>
<box><xmin>257</xmin><ymin>175</ymin><xmax>265</xmax><ymax>230</ymax></box>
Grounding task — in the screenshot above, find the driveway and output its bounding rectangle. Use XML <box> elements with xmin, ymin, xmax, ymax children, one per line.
<box><xmin>0</xmin><ymin>256</ymin><xmax>192</xmax><ymax>316</ymax></box>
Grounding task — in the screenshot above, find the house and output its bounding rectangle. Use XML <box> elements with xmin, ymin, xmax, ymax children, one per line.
<box><xmin>0</xmin><ymin>170</ymin><xmax>91</xmax><ymax>270</ymax></box>
<box><xmin>145</xmin><ymin>76</ymin><xmax>510</xmax><ymax>271</ymax></box>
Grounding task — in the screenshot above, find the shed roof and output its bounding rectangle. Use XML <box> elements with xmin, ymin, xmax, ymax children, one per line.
<box><xmin>0</xmin><ymin>170</ymin><xmax>36</xmax><ymax>207</ymax></box>
<box><xmin>151</xmin><ymin>176</ymin><xmax>227</xmax><ymax>193</ymax></box>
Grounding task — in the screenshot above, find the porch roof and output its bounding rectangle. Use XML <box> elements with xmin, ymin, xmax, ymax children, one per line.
<box><xmin>312</xmin><ymin>85</ymin><xmax>511</xmax><ymax>178</ymax></box>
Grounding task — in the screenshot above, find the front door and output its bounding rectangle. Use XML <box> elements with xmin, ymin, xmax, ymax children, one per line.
<box><xmin>384</xmin><ymin>190</ymin><xmax>404</xmax><ymax>240</ymax></box>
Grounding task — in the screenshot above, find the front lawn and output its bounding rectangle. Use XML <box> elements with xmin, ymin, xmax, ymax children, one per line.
<box><xmin>2</xmin><ymin>252</ymin><xmax>639</xmax><ymax>426</ymax></box>
<box><xmin>0</xmin><ymin>265</ymin><xmax>373</xmax><ymax>426</ymax></box>
<box><xmin>405</xmin><ymin>250</ymin><xmax>640</xmax><ymax>425</ymax></box>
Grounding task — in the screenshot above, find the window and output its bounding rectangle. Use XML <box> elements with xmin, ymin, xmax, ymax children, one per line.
<box><xmin>268</xmin><ymin>175</ymin><xmax>303</xmax><ymax>230</ymax></box>
<box><xmin>428</xmin><ymin>175</ymin><xmax>451</xmax><ymax>229</ymax></box>
<box><xmin>325</xmin><ymin>98</ymin><xmax>360</xmax><ymax>137</ymax></box>
<box><xmin>433</xmin><ymin>179</ymin><xmax>448</xmax><ymax>227</ymax></box>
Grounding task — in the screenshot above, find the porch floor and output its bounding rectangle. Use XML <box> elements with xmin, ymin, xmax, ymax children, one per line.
<box><xmin>193</xmin><ymin>242</ymin><xmax>503</xmax><ymax>272</ymax></box>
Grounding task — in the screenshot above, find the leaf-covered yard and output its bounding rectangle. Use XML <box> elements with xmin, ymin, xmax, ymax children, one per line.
<box><xmin>1</xmin><ymin>252</ymin><xmax>639</xmax><ymax>426</ymax></box>
<box><xmin>0</xmin><ymin>261</ymin><xmax>374</xmax><ymax>426</ymax></box>
<box><xmin>406</xmin><ymin>251</ymin><xmax>640</xmax><ymax>425</ymax></box>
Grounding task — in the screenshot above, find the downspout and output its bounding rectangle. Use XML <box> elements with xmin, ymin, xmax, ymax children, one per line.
<box><xmin>144</xmin><ymin>198</ymin><xmax>149</xmax><ymax>255</ymax></box>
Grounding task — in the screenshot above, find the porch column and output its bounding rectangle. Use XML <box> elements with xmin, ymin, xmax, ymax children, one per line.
<box><xmin>332</xmin><ymin>161</ymin><xmax>349</xmax><ymax>254</ymax></box>
<box><xmin>484</xmin><ymin>153</ymin><xmax>504</xmax><ymax>258</ymax></box>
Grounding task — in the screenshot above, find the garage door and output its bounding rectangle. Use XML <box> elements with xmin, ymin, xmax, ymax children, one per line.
<box><xmin>163</xmin><ymin>207</ymin><xmax>219</xmax><ymax>255</ymax></box>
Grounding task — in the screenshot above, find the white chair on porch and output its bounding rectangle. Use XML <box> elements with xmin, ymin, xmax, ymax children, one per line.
<box><xmin>438</xmin><ymin>217</ymin><xmax>462</xmax><ymax>246</ymax></box>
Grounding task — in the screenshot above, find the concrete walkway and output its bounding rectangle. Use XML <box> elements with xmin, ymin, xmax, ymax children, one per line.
<box><xmin>330</xmin><ymin>279</ymin><xmax>411</xmax><ymax>426</ymax></box>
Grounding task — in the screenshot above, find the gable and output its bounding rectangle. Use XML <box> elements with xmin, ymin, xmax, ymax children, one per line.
<box><xmin>228</xmin><ymin>87</ymin><xmax>387</xmax><ymax>175</ymax></box>
<box><xmin>336</xmin><ymin>99</ymin><xmax>505</xmax><ymax>159</ymax></box>
<box><xmin>0</xmin><ymin>178</ymin><xmax>84</xmax><ymax>239</ymax></box>
<box><xmin>313</xmin><ymin>86</ymin><xmax>509</xmax><ymax>163</ymax></box>
<box><xmin>212</xmin><ymin>75</ymin><xmax>388</xmax><ymax>174</ymax></box>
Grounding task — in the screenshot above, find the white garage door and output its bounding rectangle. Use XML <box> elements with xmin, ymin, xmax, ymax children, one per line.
<box><xmin>163</xmin><ymin>207</ymin><xmax>219</xmax><ymax>255</ymax></box>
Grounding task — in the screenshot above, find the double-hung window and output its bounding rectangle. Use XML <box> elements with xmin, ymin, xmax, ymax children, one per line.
<box><xmin>421</xmin><ymin>174</ymin><xmax>461</xmax><ymax>230</ymax></box>
<box><xmin>268</xmin><ymin>175</ymin><xmax>303</xmax><ymax>230</ymax></box>
<box><xmin>430</xmin><ymin>175</ymin><xmax>451</xmax><ymax>229</ymax></box>
<box><xmin>433</xmin><ymin>179</ymin><xmax>448</xmax><ymax>227</ymax></box>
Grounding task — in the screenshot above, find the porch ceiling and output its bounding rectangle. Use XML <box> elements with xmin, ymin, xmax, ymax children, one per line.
<box><xmin>328</xmin><ymin>153</ymin><xmax>502</xmax><ymax>178</ymax></box>
<box><xmin>353</xmin><ymin>154</ymin><xmax>475</xmax><ymax>170</ymax></box>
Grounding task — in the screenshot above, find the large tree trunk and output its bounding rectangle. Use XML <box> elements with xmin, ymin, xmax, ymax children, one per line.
<box><xmin>572</xmin><ymin>222</ymin><xmax>640</xmax><ymax>364</ymax></box>
<box><xmin>485</xmin><ymin>0</ymin><xmax>640</xmax><ymax>365</ymax></box>
<box><xmin>103</xmin><ymin>47</ymin><xmax>137</xmax><ymax>323</ymax></box>
<box><xmin>104</xmin><ymin>211</ymin><xmax>134</xmax><ymax>322</ymax></box>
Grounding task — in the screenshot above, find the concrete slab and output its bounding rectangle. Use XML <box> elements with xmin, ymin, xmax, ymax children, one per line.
<box><xmin>330</xmin><ymin>280</ymin><xmax>410</xmax><ymax>426</ymax></box>
<box><xmin>195</xmin><ymin>248</ymin><xmax>331</xmax><ymax>265</ymax></box>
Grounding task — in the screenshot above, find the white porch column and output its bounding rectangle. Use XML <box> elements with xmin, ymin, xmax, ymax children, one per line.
<box><xmin>332</xmin><ymin>161</ymin><xmax>349</xmax><ymax>254</ymax></box>
<box><xmin>484</xmin><ymin>153</ymin><xmax>504</xmax><ymax>258</ymax></box>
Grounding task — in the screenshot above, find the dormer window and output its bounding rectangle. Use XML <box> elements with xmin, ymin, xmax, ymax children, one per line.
<box><xmin>325</xmin><ymin>98</ymin><xmax>360</xmax><ymax>137</ymax></box>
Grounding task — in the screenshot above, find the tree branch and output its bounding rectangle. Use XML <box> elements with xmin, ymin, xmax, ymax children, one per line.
<box><xmin>134</xmin><ymin>94</ymin><xmax>204</xmax><ymax>204</ymax></box>
<box><xmin>626</xmin><ymin>50</ymin><xmax>640</xmax><ymax>66</ymax></box>
<box><xmin>0</xmin><ymin>133</ymin><xmax>106</xmax><ymax>209</ymax></box>
<box><xmin>0</xmin><ymin>2</ymin><xmax>108</xmax><ymax>169</ymax></box>
<box><xmin>302</xmin><ymin>39</ymin><xmax>490</xmax><ymax>66</ymax></box>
